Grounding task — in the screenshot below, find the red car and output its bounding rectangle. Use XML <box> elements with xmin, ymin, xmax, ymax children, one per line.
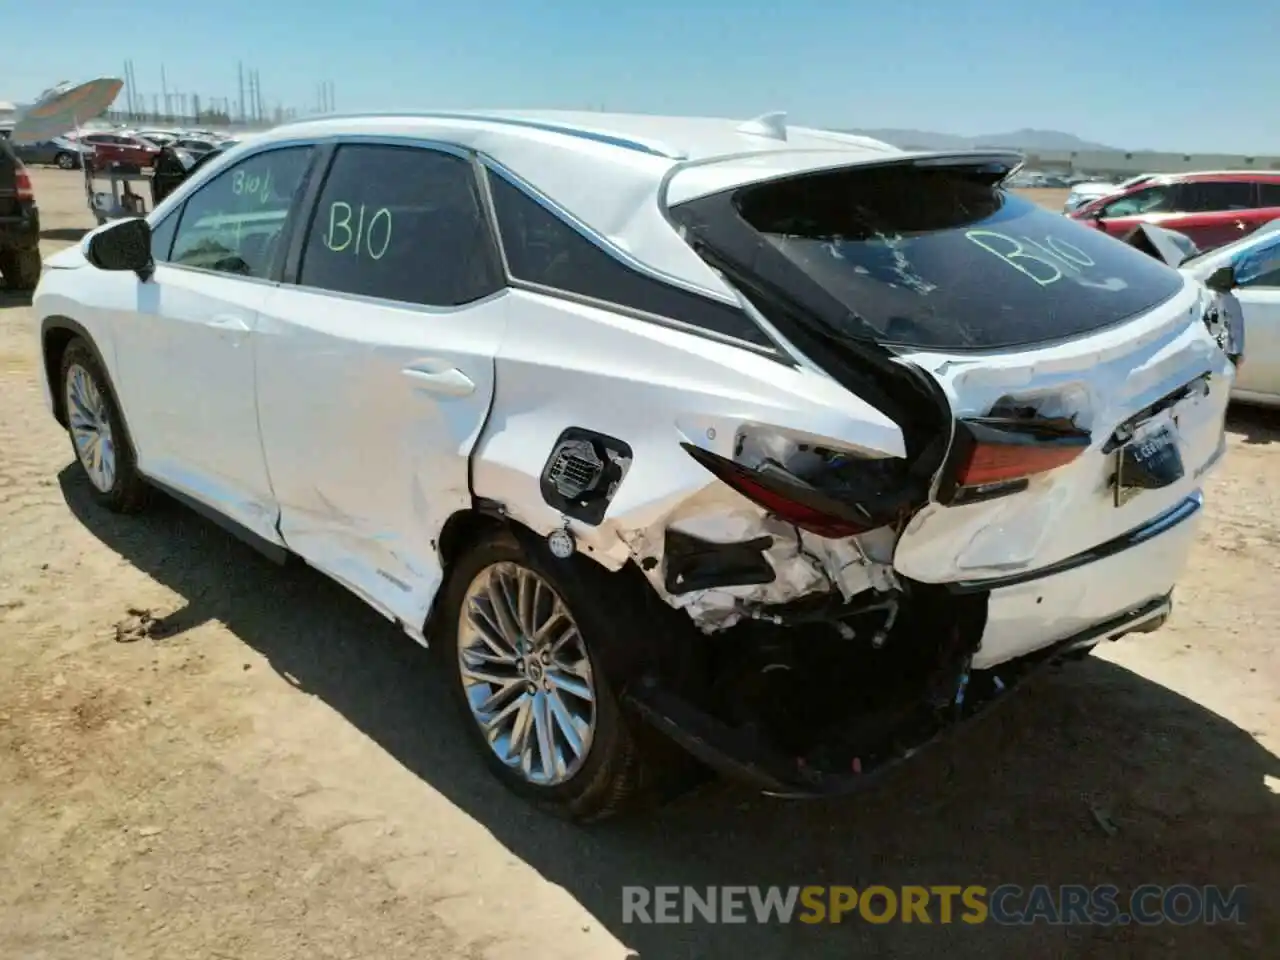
<box><xmin>79</xmin><ymin>131</ymin><xmax>162</xmax><ymax>168</ymax></box>
<box><xmin>1068</xmin><ymin>172</ymin><xmax>1280</xmax><ymax>252</ymax></box>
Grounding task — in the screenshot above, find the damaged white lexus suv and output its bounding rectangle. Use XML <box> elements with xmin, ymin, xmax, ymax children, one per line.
<box><xmin>34</xmin><ymin>110</ymin><xmax>1236</xmax><ymax>820</ymax></box>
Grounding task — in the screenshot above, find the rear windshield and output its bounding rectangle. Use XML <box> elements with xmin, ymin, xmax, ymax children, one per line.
<box><xmin>695</xmin><ymin>165</ymin><xmax>1185</xmax><ymax>351</ymax></box>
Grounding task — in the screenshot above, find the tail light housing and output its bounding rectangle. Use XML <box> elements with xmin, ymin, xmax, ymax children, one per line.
<box><xmin>680</xmin><ymin>442</ymin><xmax>879</xmax><ymax>539</ymax></box>
<box><xmin>15</xmin><ymin>164</ymin><xmax>34</xmax><ymax>202</ymax></box>
<box><xmin>939</xmin><ymin>417</ymin><xmax>1091</xmax><ymax>505</ymax></box>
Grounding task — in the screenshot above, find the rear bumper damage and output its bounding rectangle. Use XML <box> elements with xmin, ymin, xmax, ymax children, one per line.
<box><xmin>626</xmin><ymin>593</ymin><xmax>1172</xmax><ymax>798</ymax></box>
<box><xmin>622</xmin><ymin>491</ymin><xmax>1203</xmax><ymax>797</ymax></box>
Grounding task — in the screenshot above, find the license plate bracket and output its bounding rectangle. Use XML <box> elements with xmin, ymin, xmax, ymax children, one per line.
<box><xmin>1113</xmin><ymin>424</ymin><xmax>1184</xmax><ymax>507</ymax></box>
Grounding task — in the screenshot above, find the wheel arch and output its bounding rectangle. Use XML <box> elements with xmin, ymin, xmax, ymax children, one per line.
<box><xmin>428</xmin><ymin>502</ymin><xmax>700</xmax><ymax>688</ymax></box>
<box><xmin>40</xmin><ymin>317</ymin><xmax>137</xmax><ymax>460</ymax></box>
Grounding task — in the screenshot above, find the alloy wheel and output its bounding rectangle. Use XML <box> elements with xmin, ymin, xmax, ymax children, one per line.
<box><xmin>457</xmin><ymin>561</ymin><xmax>597</xmax><ymax>786</ymax></box>
<box><xmin>65</xmin><ymin>363</ymin><xmax>116</xmax><ymax>493</ymax></box>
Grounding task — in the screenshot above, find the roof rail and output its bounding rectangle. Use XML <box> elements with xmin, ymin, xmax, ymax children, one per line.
<box><xmin>273</xmin><ymin>110</ymin><xmax>687</xmax><ymax>159</ymax></box>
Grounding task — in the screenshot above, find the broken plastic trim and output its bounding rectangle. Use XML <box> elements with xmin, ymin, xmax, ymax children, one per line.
<box><xmin>937</xmin><ymin>417</ymin><xmax>1092</xmax><ymax>506</ymax></box>
<box><xmin>662</xmin><ymin>529</ymin><xmax>776</xmax><ymax>595</ymax></box>
<box><xmin>680</xmin><ymin>441</ymin><xmax>889</xmax><ymax>538</ymax></box>
<box><xmin>625</xmin><ymin>592</ymin><xmax>1171</xmax><ymax>798</ymax></box>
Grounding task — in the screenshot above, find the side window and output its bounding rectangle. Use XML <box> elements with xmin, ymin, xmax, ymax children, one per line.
<box><xmin>1257</xmin><ymin>183</ymin><xmax>1280</xmax><ymax>207</ymax></box>
<box><xmin>1237</xmin><ymin>237</ymin><xmax>1280</xmax><ymax>289</ymax></box>
<box><xmin>1102</xmin><ymin>185</ymin><xmax>1177</xmax><ymax>218</ymax></box>
<box><xmin>298</xmin><ymin>144</ymin><xmax>499</xmax><ymax>307</ymax></box>
<box><xmin>487</xmin><ymin>171</ymin><xmax>771</xmax><ymax>346</ymax></box>
<box><xmin>1179</xmin><ymin>181</ymin><xmax>1256</xmax><ymax>212</ymax></box>
<box><xmin>149</xmin><ymin>213</ymin><xmax>178</xmax><ymax>262</ymax></box>
<box><xmin>169</xmin><ymin>147</ymin><xmax>312</xmax><ymax>279</ymax></box>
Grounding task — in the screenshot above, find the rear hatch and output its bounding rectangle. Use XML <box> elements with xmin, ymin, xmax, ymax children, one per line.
<box><xmin>669</xmin><ymin>156</ymin><xmax>1231</xmax><ymax>585</ymax></box>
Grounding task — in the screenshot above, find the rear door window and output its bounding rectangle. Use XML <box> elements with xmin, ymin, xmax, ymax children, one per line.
<box><xmin>297</xmin><ymin>144</ymin><xmax>501</xmax><ymax>307</ymax></box>
<box><xmin>672</xmin><ymin>164</ymin><xmax>1185</xmax><ymax>351</ymax></box>
<box><xmin>1179</xmin><ymin>181</ymin><xmax>1257</xmax><ymax>211</ymax></box>
<box><xmin>1257</xmin><ymin>183</ymin><xmax>1280</xmax><ymax>207</ymax></box>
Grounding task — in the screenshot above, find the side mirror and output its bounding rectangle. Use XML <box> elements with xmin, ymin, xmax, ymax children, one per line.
<box><xmin>1204</xmin><ymin>264</ymin><xmax>1236</xmax><ymax>294</ymax></box>
<box><xmin>86</xmin><ymin>217</ymin><xmax>154</xmax><ymax>281</ymax></box>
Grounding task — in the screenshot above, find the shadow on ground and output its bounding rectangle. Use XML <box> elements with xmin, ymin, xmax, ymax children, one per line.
<box><xmin>59</xmin><ymin>467</ymin><xmax>1279</xmax><ymax>959</ymax></box>
<box><xmin>41</xmin><ymin>227</ymin><xmax>89</xmax><ymax>243</ymax></box>
<box><xmin>0</xmin><ymin>287</ymin><xmax>33</xmax><ymax>308</ymax></box>
<box><xmin>1226</xmin><ymin>404</ymin><xmax>1280</xmax><ymax>446</ymax></box>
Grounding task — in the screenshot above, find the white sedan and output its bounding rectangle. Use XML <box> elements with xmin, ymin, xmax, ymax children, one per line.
<box><xmin>33</xmin><ymin>110</ymin><xmax>1234</xmax><ymax>818</ymax></box>
<box><xmin>1180</xmin><ymin>221</ymin><xmax>1280</xmax><ymax>406</ymax></box>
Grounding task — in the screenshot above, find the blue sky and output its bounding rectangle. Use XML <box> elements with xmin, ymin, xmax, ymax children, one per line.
<box><xmin>6</xmin><ymin>0</ymin><xmax>1279</xmax><ymax>153</ymax></box>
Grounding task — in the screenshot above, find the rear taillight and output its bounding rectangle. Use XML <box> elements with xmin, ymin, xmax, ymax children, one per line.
<box><xmin>15</xmin><ymin>165</ymin><xmax>34</xmax><ymax>202</ymax></box>
<box><xmin>681</xmin><ymin>442</ymin><xmax>877</xmax><ymax>539</ymax></box>
<box><xmin>941</xmin><ymin>417</ymin><xmax>1091</xmax><ymax>504</ymax></box>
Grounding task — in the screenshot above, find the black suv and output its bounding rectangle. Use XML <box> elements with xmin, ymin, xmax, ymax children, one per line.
<box><xmin>0</xmin><ymin>136</ymin><xmax>42</xmax><ymax>291</ymax></box>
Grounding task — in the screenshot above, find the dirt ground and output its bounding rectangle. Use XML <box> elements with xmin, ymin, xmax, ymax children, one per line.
<box><xmin>1</xmin><ymin>171</ymin><xmax>1276</xmax><ymax>959</ymax></box>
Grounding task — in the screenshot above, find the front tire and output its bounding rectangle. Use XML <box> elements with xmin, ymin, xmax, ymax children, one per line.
<box><xmin>55</xmin><ymin>151</ymin><xmax>77</xmax><ymax>170</ymax></box>
<box><xmin>59</xmin><ymin>338</ymin><xmax>150</xmax><ymax>513</ymax></box>
<box><xmin>438</xmin><ymin>528</ymin><xmax>656</xmax><ymax>821</ymax></box>
<box><xmin>0</xmin><ymin>247</ymin><xmax>42</xmax><ymax>291</ymax></box>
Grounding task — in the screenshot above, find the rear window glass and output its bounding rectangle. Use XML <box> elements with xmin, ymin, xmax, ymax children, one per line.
<box><xmin>716</xmin><ymin>166</ymin><xmax>1185</xmax><ymax>351</ymax></box>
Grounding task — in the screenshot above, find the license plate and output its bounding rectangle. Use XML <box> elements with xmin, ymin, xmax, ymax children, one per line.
<box><xmin>1113</xmin><ymin>424</ymin><xmax>1185</xmax><ymax>507</ymax></box>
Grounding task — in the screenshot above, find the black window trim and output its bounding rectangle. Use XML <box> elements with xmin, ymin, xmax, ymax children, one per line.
<box><xmin>279</xmin><ymin>136</ymin><xmax>506</xmax><ymax>312</ymax></box>
<box><xmin>158</xmin><ymin>140</ymin><xmax>324</xmax><ymax>286</ymax></box>
<box><xmin>478</xmin><ymin>155</ymin><xmax>783</xmax><ymax>357</ymax></box>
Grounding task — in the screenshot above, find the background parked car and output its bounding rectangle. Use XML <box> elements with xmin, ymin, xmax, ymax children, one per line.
<box><xmin>1181</xmin><ymin>220</ymin><xmax>1280</xmax><ymax>406</ymax></box>
<box><xmin>12</xmin><ymin>136</ymin><xmax>94</xmax><ymax>169</ymax></box>
<box><xmin>170</xmin><ymin>137</ymin><xmax>219</xmax><ymax>157</ymax></box>
<box><xmin>79</xmin><ymin>131</ymin><xmax>162</xmax><ymax>168</ymax></box>
<box><xmin>0</xmin><ymin>136</ymin><xmax>41</xmax><ymax>289</ymax></box>
<box><xmin>1062</xmin><ymin>173</ymin><xmax>1158</xmax><ymax>213</ymax></box>
<box><xmin>1068</xmin><ymin>172</ymin><xmax>1280</xmax><ymax>251</ymax></box>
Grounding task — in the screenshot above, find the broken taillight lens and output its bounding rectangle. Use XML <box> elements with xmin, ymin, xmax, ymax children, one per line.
<box><xmin>680</xmin><ymin>442</ymin><xmax>876</xmax><ymax>538</ymax></box>
<box><xmin>942</xmin><ymin>417</ymin><xmax>1091</xmax><ymax>503</ymax></box>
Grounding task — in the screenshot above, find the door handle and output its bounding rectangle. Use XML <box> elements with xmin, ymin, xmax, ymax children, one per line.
<box><xmin>401</xmin><ymin>364</ymin><xmax>476</xmax><ymax>397</ymax></box>
<box><xmin>1235</xmin><ymin>221</ymin><xmax>1248</xmax><ymax>231</ymax></box>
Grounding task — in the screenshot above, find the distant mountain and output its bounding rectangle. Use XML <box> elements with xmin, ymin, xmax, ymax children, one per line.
<box><xmin>847</xmin><ymin>127</ymin><xmax>1119</xmax><ymax>152</ymax></box>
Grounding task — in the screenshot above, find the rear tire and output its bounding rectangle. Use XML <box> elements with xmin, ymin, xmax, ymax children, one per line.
<box><xmin>438</xmin><ymin>528</ymin><xmax>660</xmax><ymax>821</ymax></box>
<box><xmin>55</xmin><ymin>151</ymin><xmax>77</xmax><ymax>170</ymax></box>
<box><xmin>0</xmin><ymin>248</ymin><xmax>42</xmax><ymax>291</ymax></box>
<box><xmin>59</xmin><ymin>338</ymin><xmax>150</xmax><ymax>513</ymax></box>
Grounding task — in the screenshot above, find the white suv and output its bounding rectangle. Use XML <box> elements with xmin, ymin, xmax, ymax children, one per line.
<box><xmin>34</xmin><ymin>110</ymin><xmax>1233</xmax><ymax>819</ymax></box>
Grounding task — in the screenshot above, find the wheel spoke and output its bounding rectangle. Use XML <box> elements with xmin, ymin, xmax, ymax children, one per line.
<box><xmin>548</xmin><ymin>689</ymin><xmax>584</xmax><ymax>757</ymax></box>
<box><xmin>482</xmin><ymin>692</ymin><xmax>527</xmax><ymax>744</ymax></box>
<box><xmin>466</xmin><ymin>602</ymin><xmax>517</xmax><ymax>660</ymax></box>
<box><xmin>531</xmin><ymin>690</ymin><xmax>558</xmax><ymax>781</ymax></box>
<box><xmin>473</xmin><ymin>677</ymin><xmax>525</xmax><ymax>717</ymax></box>
<box><xmin>517</xmin><ymin>568</ymin><xmax>538</xmax><ymax>636</ymax></box>
<box><xmin>486</xmin><ymin>572</ymin><xmax>523</xmax><ymax>651</ymax></box>
<box><xmin>548</xmin><ymin>669</ymin><xmax>594</xmax><ymax>703</ymax></box>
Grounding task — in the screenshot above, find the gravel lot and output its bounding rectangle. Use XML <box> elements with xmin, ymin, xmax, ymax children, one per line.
<box><xmin>1</xmin><ymin>171</ymin><xmax>1276</xmax><ymax>959</ymax></box>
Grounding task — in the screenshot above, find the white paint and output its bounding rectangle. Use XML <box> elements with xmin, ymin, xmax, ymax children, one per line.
<box><xmin>31</xmin><ymin>108</ymin><xmax>1232</xmax><ymax>674</ymax></box>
